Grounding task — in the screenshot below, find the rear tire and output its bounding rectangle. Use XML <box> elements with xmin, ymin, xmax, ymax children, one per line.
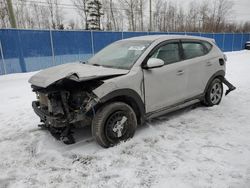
<box><xmin>203</xmin><ymin>78</ymin><xmax>223</xmax><ymax>106</ymax></box>
<box><xmin>92</xmin><ymin>102</ymin><xmax>137</xmax><ymax>148</ymax></box>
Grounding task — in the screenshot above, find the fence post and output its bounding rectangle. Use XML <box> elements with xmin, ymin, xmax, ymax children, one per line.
<box><xmin>232</xmin><ymin>32</ymin><xmax>235</xmax><ymax>51</ymax></box>
<box><xmin>0</xmin><ymin>39</ymin><xmax>7</xmax><ymax>74</ymax></box>
<box><xmin>49</xmin><ymin>29</ymin><xmax>55</xmax><ymax>66</ymax></box>
<box><xmin>222</xmin><ymin>33</ymin><xmax>225</xmax><ymax>51</ymax></box>
<box><xmin>121</xmin><ymin>31</ymin><xmax>124</xmax><ymax>39</ymax></box>
<box><xmin>17</xmin><ymin>30</ymin><xmax>26</xmax><ymax>72</ymax></box>
<box><xmin>241</xmin><ymin>33</ymin><xmax>244</xmax><ymax>50</ymax></box>
<box><xmin>90</xmin><ymin>30</ymin><xmax>95</xmax><ymax>55</ymax></box>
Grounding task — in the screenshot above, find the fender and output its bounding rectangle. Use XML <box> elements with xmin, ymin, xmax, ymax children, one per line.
<box><xmin>97</xmin><ymin>89</ymin><xmax>145</xmax><ymax>122</ymax></box>
<box><xmin>204</xmin><ymin>70</ymin><xmax>225</xmax><ymax>94</ymax></box>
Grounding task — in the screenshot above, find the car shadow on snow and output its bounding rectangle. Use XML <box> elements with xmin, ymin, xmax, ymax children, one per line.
<box><xmin>38</xmin><ymin>102</ymin><xmax>205</xmax><ymax>153</ymax></box>
<box><xmin>143</xmin><ymin>102</ymin><xmax>203</xmax><ymax>127</ymax></box>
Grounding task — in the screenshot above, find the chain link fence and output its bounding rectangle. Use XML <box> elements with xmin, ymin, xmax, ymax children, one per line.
<box><xmin>0</xmin><ymin>29</ymin><xmax>249</xmax><ymax>75</ymax></box>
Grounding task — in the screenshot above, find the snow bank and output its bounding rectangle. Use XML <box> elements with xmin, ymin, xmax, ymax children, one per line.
<box><xmin>0</xmin><ymin>51</ymin><xmax>250</xmax><ymax>188</ymax></box>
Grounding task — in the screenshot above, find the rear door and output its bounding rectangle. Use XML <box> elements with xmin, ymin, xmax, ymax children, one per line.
<box><xmin>180</xmin><ymin>40</ymin><xmax>213</xmax><ymax>98</ymax></box>
<box><xmin>143</xmin><ymin>40</ymin><xmax>188</xmax><ymax>113</ymax></box>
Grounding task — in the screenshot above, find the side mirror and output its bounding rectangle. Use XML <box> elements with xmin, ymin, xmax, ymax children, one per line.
<box><xmin>144</xmin><ymin>58</ymin><xmax>164</xmax><ymax>69</ymax></box>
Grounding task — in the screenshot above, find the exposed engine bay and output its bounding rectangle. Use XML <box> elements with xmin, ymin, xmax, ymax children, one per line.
<box><xmin>31</xmin><ymin>78</ymin><xmax>103</xmax><ymax>144</ymax></box>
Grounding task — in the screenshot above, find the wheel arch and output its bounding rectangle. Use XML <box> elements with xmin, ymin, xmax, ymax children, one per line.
<box><xmin>95</xmin><ymin>89</ymin><xmax>145</xmax><ymax>125</ymax></box>
<box><xmin>204</xmin><ymin>70</ymin><xmax>225</xmax><ymax>95</ymax></box>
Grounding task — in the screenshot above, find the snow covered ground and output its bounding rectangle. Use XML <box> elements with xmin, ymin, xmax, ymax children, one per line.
<box><xmin>0</xmin><ymin>51</ymin><xmax>250</xmax><ymax>188</ymax></box>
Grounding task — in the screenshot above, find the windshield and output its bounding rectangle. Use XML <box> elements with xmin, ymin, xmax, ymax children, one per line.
<box><xmin>88</xmin><ymin>40</ymin><xmax>151</xmax><ymax>69</ymax></box>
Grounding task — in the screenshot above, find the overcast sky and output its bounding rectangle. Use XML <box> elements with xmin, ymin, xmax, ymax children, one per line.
<box><xmin>42</xmin><ymin>0</ymin><xmax>250</xmax><ymax>24</ymax></box>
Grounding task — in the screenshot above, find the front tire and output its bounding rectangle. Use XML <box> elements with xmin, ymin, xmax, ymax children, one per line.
<box><xmin>92</xmin><ymin>102</ymin><xmax>137</xmax><ymax>148</ymax></box>
<box><xmin>204</xmin><ymin>78</ymin><xmax>223</xmax><ymax>106</ymax></box>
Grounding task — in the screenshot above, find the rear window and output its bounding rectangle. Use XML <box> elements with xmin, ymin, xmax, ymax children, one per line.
<box><xmin>182</xmin><ymin>41</ymin><xmax>209</xmax><ymax>59</ymax></box>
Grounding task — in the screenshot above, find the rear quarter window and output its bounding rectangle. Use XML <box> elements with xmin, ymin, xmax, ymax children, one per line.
<box><xmin>202</xmin><ymin>41</ymin><xmax>213</xmax><ymax>52</ymax></box>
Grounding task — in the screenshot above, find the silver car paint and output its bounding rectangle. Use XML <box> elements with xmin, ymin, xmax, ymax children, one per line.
<box><xmin>93</xmin><ymin>67</ymin><xmax>144</xmax><ymax>103</ymax></box>
<box><xmin>93</xmin><ymin>35</ymin><xmax>225</xmax><ymax>113</ymax></box>
<box><xmin>184</xmin><ymin>47</ymin><xmax>224</xmax><ymax>99</ymax></box>
<box><xmin>28</xmin><ymin>63</ymin><xmax>129</xmax><ymax>88</ymax></box>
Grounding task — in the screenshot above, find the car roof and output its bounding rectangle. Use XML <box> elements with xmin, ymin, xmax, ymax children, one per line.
<box><xmin>123</xmin><ymin>34</ymin><xmax>215</xmax><ymax>43</ymax></box>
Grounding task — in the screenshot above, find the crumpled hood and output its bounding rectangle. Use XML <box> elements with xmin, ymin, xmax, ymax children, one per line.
<box><xmin>28</xmin><ymin>63</ymin><xmax>129</xmax><ymax>88</ymax></box>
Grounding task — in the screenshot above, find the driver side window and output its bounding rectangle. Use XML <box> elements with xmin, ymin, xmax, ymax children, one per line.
<box><xmin>150</xmin><ymin>43</ymin><xmax>181</xmax><ymax>65</ymax></box>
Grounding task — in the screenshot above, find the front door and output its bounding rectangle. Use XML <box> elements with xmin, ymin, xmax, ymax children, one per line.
<box><xmin>143</xmin><ymin>41</ymin><xmax>188</xmax><ymax>113</ymax></box>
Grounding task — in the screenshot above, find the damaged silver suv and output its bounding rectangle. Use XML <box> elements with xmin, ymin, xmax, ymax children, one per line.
<box><xmin>29</xmin><ymin>35</ymin><xmax>235</xmax><ymax>147</ymax></box>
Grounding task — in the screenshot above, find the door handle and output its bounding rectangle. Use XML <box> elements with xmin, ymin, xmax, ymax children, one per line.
<box><xmin>206</xmin><ymin>61</ymin><xmax>212</xmax><ymax>66</ymax></box>
<box><xmin>177</xmin><ymin>70</ymin><xmax>184</xmax><ymax>75</ymax></box>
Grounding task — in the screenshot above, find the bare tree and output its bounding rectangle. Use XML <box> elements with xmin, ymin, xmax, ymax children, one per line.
<box><xmin>73</xmin><ymin>0</ymin><xmax>89</xmax><ymax>29</ymax></box>
<box><xmin>68</xmin><ymin>19</ymin><xmax>76</xmax><ymax>29</ymax></box>
<box><xmin>241</xmin><ymin>22</ymin><xmax>250</xmax><ymax>32</ymax></box>
<box><xmin>46</xmin><ymin>0</ymin><xmax>55</xmax><ymax>28</ymax></box>
<box><xmin>13</xmin><ymin>0</ymin><xmax>35</xmax><ymax>29</ymax></box>
<box><xmin>46</xmin><ymin>0</ymin><xmax>64</xmax><ymax>29</ymax></box>
<box><xmin>119</xmin><ymin>0</ymin><xmax>137</xmax><ymax>31</ymax></box>
<box><xmin>198</xmin><ymin>0</ymin><xmax>209</xmax><ymax>32</ymax></box>
<box><xmin>153</xmin><ymin>0</ymin><xmax>165</xmax><ymax>31</ymax></box>
<box><xmin>30</xmin><ymin>3</ymin><xmax>50</xmax><ymax>29</ymax></box>
<box><xmin>137</xmin><ymin>0</ymin><xmax>145</xmax><ymax>31</ymax></box>
<box><xmin>176</xmin><ymin>7</ymin><xmax>185</xmax><ymax>32</ymax></box>
<box><xmin>185</xmin><ymin>1</ymin><xmax>200</xmax><ymax>32</ymax></box>
<box><xmin>101</xmin><ymin>0</ymin><xmax>117</xmax><ymax>30</ymax></box>
<box><xmin>109</xmin><ymin>0</ymin><xmax>117</xmax><ymax>30</ymax></box>
<box><xmin>152</xmin><ymin>0</ymin><xmax>179</xmax><ymax>32</ymax></box>
<box><xmin>0</xmin><ymin>0</ymin><xmax>10</xmax><ymax>28</ymax></box>
<box><xmin>167</xmin><ymin>2</ymin><xmax>178</xmax><ymax>31</ymax></box>
<box><xmin>214</xmin><ymin>0</ymin><xmax>233</xmax><ymax>32</ymax></box>
<box><xmin>101</xmin><ymin>0</ymin><xmax>125</xmax><ymax>31</ymax></box>
<box><xmin>1</xmin><ymin>0</ymin><xmax>247</xmax><ymax>32</ymax></box>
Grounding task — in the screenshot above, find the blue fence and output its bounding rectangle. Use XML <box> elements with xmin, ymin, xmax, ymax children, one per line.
<box><xmin>0</xmin><ymin>29</ymin><xmax>249</xmax><ymax>75</ymax></box>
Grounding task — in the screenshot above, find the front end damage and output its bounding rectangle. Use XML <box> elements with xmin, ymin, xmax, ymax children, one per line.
<box><xmin>29</xmin><ymin>63</ymin><xmax>129</xmax><ymax>144</ymax></box>
<box><xmin>31</xmin><ymin>79</ymin><xmax>102</xmax><ymax>144</ymax></box>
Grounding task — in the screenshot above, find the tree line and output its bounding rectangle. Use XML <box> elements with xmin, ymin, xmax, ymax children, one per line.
<box><xmin>1</xmin><ymin>0</ymin><xmax>250</xmax><ymax>32</ymax></box>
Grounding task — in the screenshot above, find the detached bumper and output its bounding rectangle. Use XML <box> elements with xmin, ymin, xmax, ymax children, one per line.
<box><xmin>221</xmin><ymin>78</ymin><xmax>236</xmax><ymax>96</ymax></box>
<box><xmin>32</xmin><ymin>101</ymin><xmax>68</xmax><ymax>127</ymax></box>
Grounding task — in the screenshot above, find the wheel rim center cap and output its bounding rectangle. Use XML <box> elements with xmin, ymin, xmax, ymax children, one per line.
<box><xmin>113</xmin><ymin>116</ymin><xmax>127</xmax><ymax>138</ymax></box>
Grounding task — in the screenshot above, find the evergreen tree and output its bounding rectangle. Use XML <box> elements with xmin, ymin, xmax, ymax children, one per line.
<box><xmin>86</xmin><ymin>0</ymin><xmax>103</xmax><ymax>30</ymax></box>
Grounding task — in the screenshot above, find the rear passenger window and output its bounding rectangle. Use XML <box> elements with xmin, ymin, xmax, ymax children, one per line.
<box><xmin>150</xmin><ymin>43</ymin><xmax>181</xmax><ymax>65</ymax></box>
<box><xmin>182</xmin><ymin>42</ymin><xmax>207</xmax><ymax>59</ymax></box>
